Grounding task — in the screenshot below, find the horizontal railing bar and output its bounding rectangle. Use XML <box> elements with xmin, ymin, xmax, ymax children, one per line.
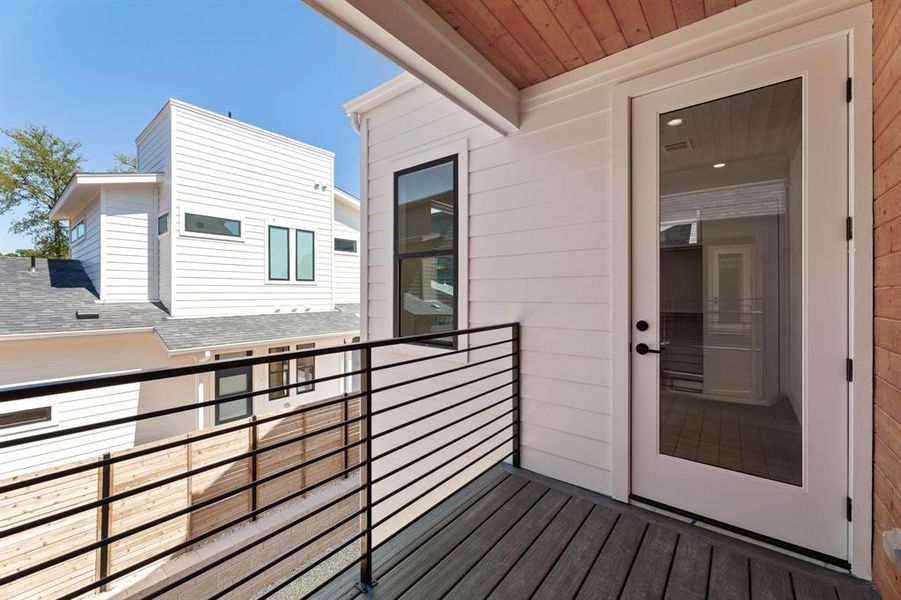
<box><xmin>0</xmin><ymin>372</ymin><xmax>364</xmax><ymax>450</ymax></box>
<box><xmin>1</xmin><ymin>433</ymin><xmax>366</xmax><ymax>539</ymax></box>
<box><xmin>147</xmin><ymin>497</ymin><xmax>368</xmax><ymax>598</ymax></box>
<box><xmin>267</xmin><ymin>539</ymin><xmax>364</xmax><ymax>600</ymax></box>
<box><xmin>371</xmin><ymin>395</ymin><xmax>514</xmax><ymax>463</ymax></box>
<box><xmin>53</xmin><ymin>470</ymin><xmax>365</xmax><ymax>600</ymax></box>
<box><xmin>370</xmin><ymin>367</ymin><xmax>514</xmax><ymax>417</ymax></box>
<box><xmin>209</xmin><ymin>515</ymin><xmax>365</xmax><ymax>599</ymax></box>
<box><xmin>0</xmin><ymin>323</ymin><xmax>517</xmax><ymax>401</ymax></box>
<box><xmin>371</xmin><ymin>412</ymin><xmax>514</xmax><ymax>487</ymax></box>
<box><xmin>370</xmin><ymin>352</ymin><xmax>515</xmax><ymax>396</ymax></box>
<box><xmin>371</xmin><ymin>338</ymin><xmax>513</xmax><ymax>373</ymax></box>
<box><xmin>372</xmin><ymin>438</ymin><xmax>514</xmax><ymax>530</ymax></box>
<box><xmin>371</xmin><ymin>381</ymin><xmax>514</xmax><ymax>441</ymax></box>
<box><xmin>0</xmin><ymin>398</ymin><xmax>364</xmax><ymax>494</ymax></box>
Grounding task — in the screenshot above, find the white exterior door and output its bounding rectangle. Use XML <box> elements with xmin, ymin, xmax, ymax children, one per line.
<box><xmin>631</xmin><ymin>37</ymin><xmax>849</xmax><ymax>562</ymax></box>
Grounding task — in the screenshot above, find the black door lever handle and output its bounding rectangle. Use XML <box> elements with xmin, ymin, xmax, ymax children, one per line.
<box><xmin>635</xmin><ymin>343</ymin><xmax>662</xmax><ymax>355</ymax></box>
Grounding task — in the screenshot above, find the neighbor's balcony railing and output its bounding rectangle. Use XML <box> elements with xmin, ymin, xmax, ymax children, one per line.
<box><xmin>0</xmin><ymin>323</ymin><xmax>520</xmax><ymax>599</ymax></box>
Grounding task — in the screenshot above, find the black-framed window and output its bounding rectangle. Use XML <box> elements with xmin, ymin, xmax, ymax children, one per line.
<box><xmin>334</xmin><ymin>238</ymin><xmax>357</xmax><ymax>253</ymax></box>
<box><xmin>296</xmin><ymin>343</ymin><xmax>315</xmax><ymax>394</ymax></box>
<box><xmin>158</xmin><ymin>213</ymin><xmax>169</xmax><ymax>235</ymax></box>
<box><xmin>268</xmin><ymin>346</ymin><xmax>289</xmax><ymax>399</ymax></box>
<box><xmin>185</xmin><ymin>213</ymin><xmax>241</xmax><ymax>237</ymax></box>
<box><xmin>394</xmin><ymin>155</ymin><xmax>458</xmax><ymax>346</ymax></box>
<box><xmin>215</xmin><ymin>351</ymin><xmax>253</xmax><ymax>425</ymax></box>
<box><xmin>296</xmin><ymin>230</ymin><xmax>315</xmax><ymax>281</ymax></box>
<box><xmin>268</xmin><ymin>226</ymin><xmax>289</xmax><ymax>281</ymax></box>
<box><xmin>0</xmin><ymin>406</ymin><xmax>51</xmax><ymax>429</ymax></box>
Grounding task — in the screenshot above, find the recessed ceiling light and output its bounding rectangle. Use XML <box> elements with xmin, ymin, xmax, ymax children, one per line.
<box><xmin>666</xmin><ymin>118</ymin><xmax>683</xmax><ymax>126</ymax></box>
<box><xmin>713</xmin><ymin>162</ymin><xmax>726</xmax><ymax>168</ymax></box>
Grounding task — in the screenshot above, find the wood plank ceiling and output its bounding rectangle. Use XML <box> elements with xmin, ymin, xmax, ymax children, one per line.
<box><xmin>423</xmin><ymin>0</ymin><xmax>753</xmax><ymax>89</ymax></box>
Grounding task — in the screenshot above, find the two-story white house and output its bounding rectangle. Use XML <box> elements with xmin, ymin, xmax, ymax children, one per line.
<box><xmin>0</xmin><ymin>99</ymin><xmax>361</xmax><ymax>478</ymax></box>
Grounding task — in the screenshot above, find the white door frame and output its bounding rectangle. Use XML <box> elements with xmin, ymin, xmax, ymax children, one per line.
<box><xmin>610</xmin><ymin>4</ymin><xmax>872</xmax><ymax>577</ymax></box>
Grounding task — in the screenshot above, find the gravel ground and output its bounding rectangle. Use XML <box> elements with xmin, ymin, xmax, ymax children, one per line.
<box><xmin>261</xmin><ymin>542</ymin><xmax>358</xmax><ymax>599</ymax></box>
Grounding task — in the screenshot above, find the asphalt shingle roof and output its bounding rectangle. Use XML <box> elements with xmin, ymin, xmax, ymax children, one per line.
<box><xmin>1</xmin><ymin>257</ymin><xmax>359</xmax><ymax>351</ymax></box>
<box><xmin>154</xmin><ymin>310</ymin><xmax>360</xmax><ymax>352</ymax></box>
<box><xmin>0</xmin><ymin>257</ymin><xmax>168</xmax><ymax>336</ymax></box>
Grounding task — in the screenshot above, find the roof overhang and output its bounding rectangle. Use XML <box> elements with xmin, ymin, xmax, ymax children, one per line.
<box><xmin>334</xmin><ymin>187</ymin><xmax>361</xmax><ymax>212</ymax></box>
<box><xmin>306</xmin><ymin>0</ymin><xmax>520</xmax><ymax>135</ymax></box>
<box><xmin>51</xmin><ymin>172</ymin><xmax>164</xmax><ymax>221</ymax></box>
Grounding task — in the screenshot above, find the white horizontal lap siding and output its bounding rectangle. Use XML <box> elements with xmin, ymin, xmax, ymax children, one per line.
<box><xmin>137</xmin><ymin>105</ymin><xmax>172</xmax><ymax>309</ymax></box>
<box><xmin>101</xmin><ymin>186</ymin><xmax>155</xmax><ymax>302</ymax></box>
<box><xmin>70</xmin><ymin>201</ymin><xmax>102</xmax><ymax>292</ymax></box>
<box><xmin>333</xmin><ymin>220</ymin><xmax>360</xmax><ymax>304</ymax></box>
<box><xmin>170</xmin><ymin>104</ymin><xmax>335</xmax><ymax>317</ymax></box>
<box><xmin>361</xmin><ymin>83</ymin><xmax>613</xmax><ymax>497</ymax></box>
<box><xmin>0</xmin><ymin>333</ymin><xmax>195</xmax><ymax>479</ymax></box>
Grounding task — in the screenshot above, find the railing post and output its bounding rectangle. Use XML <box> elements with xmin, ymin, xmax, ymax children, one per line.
<box><xmin>97</xmin><ymin>453</ymin><xmax>111</xmax><ymax>591</ymax></box>
<box><xmin>511</xmin><ymin>324</ymin><xmax>521</xmax><ymax>468</ymax></box>
<box><xmin>342</xmin><ymin>393</ymin><xmax>349</xmax><ymax>479</ymax></box>
<box><xmin>250</xmin><ymin>416</ymin><xmax>258</xmax><ymax>521</ymax></box>
<box><xmin>358</xmin><ymin>345</ymin><xmax>375</xmax><ymax>591</ymax></box>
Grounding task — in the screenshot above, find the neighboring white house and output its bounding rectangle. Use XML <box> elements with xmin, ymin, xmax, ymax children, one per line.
<box><xmin>0</xmin><ymin>99</ymin><xmax>361</xmax><ymax>478</ymax></box>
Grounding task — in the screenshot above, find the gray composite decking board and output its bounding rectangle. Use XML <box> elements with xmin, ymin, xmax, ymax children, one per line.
<box><xmin>368</xmin><ymin>478</ymin><xmax>536</xmax><ymax>597</ymax></box>
<box><xmin>709</xmin><ymin>546</ymin><xmax>752</xmax><ymax>600</ymax></box>
<box><xmin>306</xmin><ymin>469</ymin><xmax>510</xmax><ymax>600</ymax></box>
<box><xmin>664</xmin><ymin>535</ymin><xmax>713</xmax><ymax>600</ymax></box>
<box><xmin>486</xmin><ymin>496</ymin><xmax>596</xmax><ymax>600</ymax></box>
<box><xmin>620</xmin><ymin>523</ymin><xmax>681</xmax><ymax>600</ymax></box>
<box><xmin>575</xmin><ymin>514</ymin><xmax>649</xmax><ymax>599</ymax></box>
<box><xmin>396</xmin><ymin>482</ymin><xmax>552</xmax><ymax>600</ymax></box>
<box><xmin>530</xmin><ymin>505</ymin><xmax>620</xmax><ymax>600</ymax></box>
<box><xmin>302</xmin><ymin>465</ymin><xmax>878</xmax><ymax>600</ymax></box>
<box><xmin>749</xmin><ymin>559</ymin><xmax>794</xmax><ymax>600</ymax></box>
<box><xmin>442</xmin><ymin>488</ymin><xmax>571</xmax><ymax>599</ymax></box>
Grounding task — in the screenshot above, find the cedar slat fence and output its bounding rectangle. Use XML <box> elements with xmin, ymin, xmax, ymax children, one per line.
<box><xmin>0</xmin><ymin>395</ymin><xmax>361</xmax><ymax>599</ymax></box>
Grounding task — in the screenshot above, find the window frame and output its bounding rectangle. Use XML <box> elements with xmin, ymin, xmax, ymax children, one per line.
<box><xmin>0</xmin><ymin>404</ymin><xmax>53</xmax><ymax>433</ymax></box>
<box><xmin>295</xmin><ymin>343</ymin><xmax>316</xmax><ymax>394</ymax></box>
<box><xmin>267</xmin><ymin>226</ymin><xmax>290</xmax><ymax>281</ymax></box>
<box><xmin>70</xmin><ymin>219</ymin><xmax>86</xmax><ymax>244</ymax></box>
<box><xmin>214</xmin><ymin>350</ymin><xmax>253</xmax><ymax>425</ymax></box>
<box><xmin>268</xmin><ymin>347</ymin><xmax>290</xmax><ymax>400</ymax></box>
<box><xmin>392</xmin><ymin>154</ymin><xmax>459</xmax><ymax>349</ymax></box>
<box><xmin>181</xmin><ymin>207</ymin><xmax>245</xmax><ymax>242</ymax></box>
<box><xmin>334</xmin><ymin>238</ymin><xmax>358</xmax><ymax>253</ymax></box>
<box><xmin>158</xmin><ymin>212</ymin><xmax>170</xmax><ymax>236</ymax></box>
<box><xmin>295</xmin><ymin>229</ymin><xmax>316</xmax><ymax>282</ymax></box>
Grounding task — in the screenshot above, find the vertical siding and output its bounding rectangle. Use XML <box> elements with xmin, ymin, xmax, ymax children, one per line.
<box><xmin>169</xmin><ymin>102</ymin><xmax>336</xmax><ymax>317</ymax></box>
<box><xmin>101</xmin><ymin>186</ymin><xmax>155</xmax><ymax>302</ymax></box>
<box><xmin>361</xmin><ymin>81</ymin><xmax>614</xmax><ymax>502</ymax></box>
<box><xmin>69</xmin><ymin>200</ymin><xmax>101</xmax><ymax>293</ymax></box>
<box><xmin>873</xmin><ymin>0</ymin><xmax>901</xmax><ymax>595</ymax></box>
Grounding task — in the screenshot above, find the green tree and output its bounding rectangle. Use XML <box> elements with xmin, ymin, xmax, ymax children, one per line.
<box><xmin>111</xmin><ymin>151</ymin><xmax>137</xmax><ymax>173</ymax></box>
<box><xmin>0</xmin><ymin>125</ymin><xmax>83</xmax><ymax>258</ymax></box>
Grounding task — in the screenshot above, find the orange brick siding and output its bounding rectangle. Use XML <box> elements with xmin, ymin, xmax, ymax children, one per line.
<box><xmin>875</xmin><ymin>0</ymin><xmax>901</xmax><ymax>596</ymax></box>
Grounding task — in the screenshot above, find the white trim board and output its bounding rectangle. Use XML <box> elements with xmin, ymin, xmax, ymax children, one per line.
<box><xmin>610</xmin><ymin>3</ymin><xmax>872</xmax><ymax>578</ymax></box>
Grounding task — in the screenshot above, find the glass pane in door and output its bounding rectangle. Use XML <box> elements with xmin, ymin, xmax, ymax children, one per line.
<box><xmin>657</xmin><ymin>79</ymin><xmax>803</xmax><ymax>486</ymax></box>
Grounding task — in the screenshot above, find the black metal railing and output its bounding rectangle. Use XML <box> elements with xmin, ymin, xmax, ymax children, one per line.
<box><xmin>0</xmin><ymin>322</ymin><xmax>520</xmax><ymax>599</ymax></box>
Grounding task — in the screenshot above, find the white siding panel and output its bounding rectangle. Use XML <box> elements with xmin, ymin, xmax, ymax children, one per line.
<box><xmin>70</xmin><ymin>200</ymin><xmax>101</xmax><ymax>293</ymax></box>
<box><xmin>169</xmin><ymin>103</ymin><xmax>336</xmax><ymax>317</ymax></box>
<box><xmin>137</xmin><ymin>105</ymin><xmax>172</xmax><ymax>308</ymax></box>
<box><xmin>360</xmin><ymin>81</ymin><xmax>616</xmax><ymax>496</ymax></box>
<box><xmin>333</xmin><ymin>219</ymin><xmax>360</xmax><ymax>304</ymax></box>
<box><xmin>102</xmin><ymin>186</ymin><xmax>155</xmax><ymax>302</ymax></box>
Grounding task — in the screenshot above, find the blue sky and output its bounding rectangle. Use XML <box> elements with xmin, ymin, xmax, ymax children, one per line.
<box><xmin>0</xmin><ymin>0</ymin><xmax>400</xmax><ymax>252</ymax></box>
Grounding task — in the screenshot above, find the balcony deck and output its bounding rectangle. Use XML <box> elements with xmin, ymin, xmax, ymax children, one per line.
<box><xmin>312</xmin><ymin>464</ymin><xmax>877</xmax><ymax>600</ymax></box>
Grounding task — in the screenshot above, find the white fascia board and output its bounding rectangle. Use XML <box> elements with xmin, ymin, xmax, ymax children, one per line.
<box><xmin>0</xmin><ymin>327</ymin><xmax>155</xmax><ymax>342</ymax></box>
<box><xmin>334</xmin><ymin>187</ymin><xmax>361</xmax><ymax>211</ymax></box>
<box><xmin>161</xmin><ymin>329</ymin><xmax>362</xmax><ymax>357</ymax></box>
<box><xmin>307</xmin><ymin>0</ymin><xmax>520</xmax><ymax>135</ymax></box>
<box><xmin>51</xmin><ymin>173</ymin><xmax>163</xmax><ymax>220</ymax></box>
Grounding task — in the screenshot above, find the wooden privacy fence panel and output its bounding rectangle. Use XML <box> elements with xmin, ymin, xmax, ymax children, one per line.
<box><xmin>0</xmin><ymin>395</ymin><xmax>361</xmax><ymax>599</ymax></box>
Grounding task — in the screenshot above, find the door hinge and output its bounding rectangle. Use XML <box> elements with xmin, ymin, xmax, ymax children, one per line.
<box><xmin>847</xmin><ymin>358</ymin><xmax>854</xmax><ymax>382</ymax></box>
<box><xmin>847</xmin><ymin>77</ymin><xmax>853</xmax><ymax>103</ymax></box>
<box><xmin>847</xmin><ymin>497</ymin><xmax>853</xmax><ymax>522</ymax></box>
<box><xmin>847</xmin><ymin>216</ymin><xmax>853</xmax><ymax>241</ymax></box>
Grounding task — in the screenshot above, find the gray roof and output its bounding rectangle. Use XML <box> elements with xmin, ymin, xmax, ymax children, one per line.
<box><xmin>1</xmin><ymin>257</ymin><xmax>360</xmax><ymax>350</ymax></box>
<box><xmin>154</xmin><ymin>310</ymin><xmax>360</xmax><ymax>352</ymax></box>
<box><xmin>335</xmin><ymin>303</ymin><xmax>360</xmax><ymax>315</ymax></box>
<box><xmin>0</xmin><ymin>257</ymin><xmax>168</xmax><ymax>336</ymax></box>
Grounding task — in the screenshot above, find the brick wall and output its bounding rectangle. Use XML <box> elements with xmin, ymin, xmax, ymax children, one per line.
<box><xmin>874</xmin><ymin>0</ymin><xmax>901</xmax><ymax>596</ymax></box>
